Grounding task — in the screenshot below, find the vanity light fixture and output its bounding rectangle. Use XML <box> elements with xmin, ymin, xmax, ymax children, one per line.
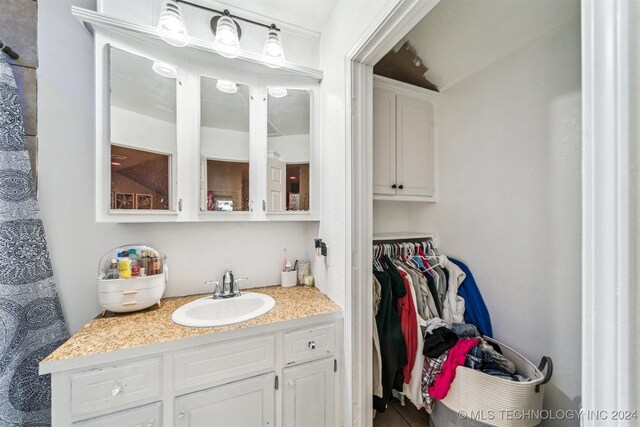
<box><xmin>212</xmin><ymin>11</ymin><xmax>241</xmax><ymax>59</ymax></box>
<box><xmin>157</xmin><ymin>0</ymin><xmax>189</xmax><ymax>47</ymax></box>
<box><xmin>157</xmin><ymin>1</ymin><xmax>285</xmax><ymax>68</ymax></box>
<box><xmin>263</xmin><ymin>26</ymin><xmax>285</xmax><ymax>68</ymax></box>
<box><xmin>152</xmin><ymin>60</ymin><xmax>178</xmax><ymax>78</ymax></box>
<box><xmin>268</xmin><ymin>87</ymin><xmax>288</xmax><ymax>98</ymax></box>
<box><xmin>216</xmin><ymin>79</ymin><xmax>238</xmax><ymax>94</ymax></box>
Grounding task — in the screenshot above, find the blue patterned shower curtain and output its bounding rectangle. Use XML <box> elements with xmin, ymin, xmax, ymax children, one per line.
<box><xmin>0</xmin><ymin>53</ymin><xmax>69</xmax><ymax>425</ymax></box>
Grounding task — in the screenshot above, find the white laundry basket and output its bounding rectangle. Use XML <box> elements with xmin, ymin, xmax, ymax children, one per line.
<box><xmin>431</xmin><ymin>337</ymin><xmax>553</xmax><ymax>427</ymax></box>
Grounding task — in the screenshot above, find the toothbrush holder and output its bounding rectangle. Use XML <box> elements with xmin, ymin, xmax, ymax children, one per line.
<box><xmin>281</xmin><ymin>271</ymin><xmax>297</xmax><ymax>287</ymax></box>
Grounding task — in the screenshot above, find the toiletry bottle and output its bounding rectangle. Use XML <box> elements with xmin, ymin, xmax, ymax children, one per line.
<box><xmin>128</xmin><ymin>248</ymin><xmax>139</xmax><ymax>265</ymax></box>
<box><xmin>151</xmin><ymin>251</ymin><xmax>161</xmax><ymax>275</ymax></box>
<box><xmin>118</xmin><ymin>255</ymin><xmax>132</xmax><ymax>279</ymax></box>
<box><xmin>131</xmin><ymin>264</ymin><xmax>140</xmax><ymax>277</ymax></box>
<box><xmin>141</xmin><ymin>250</ymin><xmax>150</xmax><ymax>274</ymax></box>
<box><xmin>106</xmin><ymin>259</ymin><xmax>119</xmax><ymax>279</ymax></box>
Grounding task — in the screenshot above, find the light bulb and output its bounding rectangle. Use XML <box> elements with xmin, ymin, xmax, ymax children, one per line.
<box><xmin>268</xmin><ymin>87</ymin><xmax>287</xmax><ymax>98</ymax></box>
<box><xmin>216</xmin><ymin>79</ymin><xmax>238</xmax><ymax>94</ymax></box>
<box><xmin>263</xmin><ymin>29</ymin><xmax>285</xmax><ymax>68</ymax></box>
<box><xmin>152</xmin><ymin>60</ymin><xmax>178</xmax><ymax>78</ymax></box>
<box><xmin>215</xmin><ymin>15</ymin><xmax>240</xmax><ymax>59</ymax></box>
<box><xmin>157</xmin><ymin>0</ymin><xmax>188</xmax><ymax>47</ymax></box>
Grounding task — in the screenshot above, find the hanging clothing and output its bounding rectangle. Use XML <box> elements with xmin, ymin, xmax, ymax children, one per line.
<box><xmin>373</xmin><ymin>272</ymin><xmax>407</xmax><ymax>411</ymax></box>
<box><xmin>440</xmin><ymin>255</ymin><xmax>466</xmax><ymax>326</ymax></box>
<box><xmin>373</xmin><ymin>278</ymin><xmax>383</xmax><ymax>398</ymax></box>
<box><xmin>396</xmin><ymin>268</ymin><xmax>418</xmax><ymax>383</ymax></box>
<box><xmin>0</xmin><ymin>53</ymin><xmax>69</xmax><ymax>425</ymax></box>
<box><xmin>428</xmin><ymin>338</ymin><xmax>479</xmax><ymax>400</ymax></box>
<box><xmin>450</xmin><ymin>258</ymin><xmax>493</xmax><ymax>337</ymax></box>
<box><xmin>394</xmin><ymin>261</ymin><xmax>427</xmax><ymax>321</ymax></box>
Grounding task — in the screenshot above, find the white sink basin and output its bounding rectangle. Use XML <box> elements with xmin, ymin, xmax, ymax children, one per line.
<box><xmin>172</xmin><ymin>292</ymin><xmax>276</xmax><ymax>327</ymax></box>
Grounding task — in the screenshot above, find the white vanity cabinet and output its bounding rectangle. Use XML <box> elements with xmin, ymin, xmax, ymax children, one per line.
<box><xmin>44</xmin><ymin>316</ymin><xmax>342</xmax><ymax>427</ymax></box>
<box><xmin>373</xmin><ymin>75</ymin><xmax>438</xmax><ymax>201</ymax></box>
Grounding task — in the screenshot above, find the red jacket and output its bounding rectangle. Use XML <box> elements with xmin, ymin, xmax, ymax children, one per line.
<box><xmin>397</xmin><ymin>268</ymin><xmax>418</xmax><ymax>383</ymax></box>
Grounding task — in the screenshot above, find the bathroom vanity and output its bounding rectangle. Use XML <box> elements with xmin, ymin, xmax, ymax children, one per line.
<box><xmin>40</xmin><ymin>286</ymin><xmax>343</xmax><ymax>426</ymax></box>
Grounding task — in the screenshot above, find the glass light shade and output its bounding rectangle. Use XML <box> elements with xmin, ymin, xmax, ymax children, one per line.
<box><xmin>263</xmin><ymin>29</ymin><xmax>285</xmax><ymax>68</ymax></box>
<box><xmin>152</xmin><ymin>60</ymin><xmax>178</xmax><ymax>78</ymax></box>
<box><xmin>215</xmin><ymin>16</ymin><xmax>240</xmax><ymax>59</ymax></box>
<box><xmin>216</xmin><ymin>79</ymin><xmax>238</xmax><ymax>94</ymax></box>
<box><xmin>268</xmin><ymin>87</ymin><xmax>287</xmax><ymax>98</ymax></box>
<box><xmin>157</xmin><ymin>0</ymin><xmax>188</xmax><ymax>47</ymax></box>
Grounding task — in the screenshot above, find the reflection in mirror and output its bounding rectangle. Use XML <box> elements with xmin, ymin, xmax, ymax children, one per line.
<box><xmin>109</xmin><ymin>47</ymin><xmax>176</xmax><ymax>210</ymax></box>
<box><xmin>267</xmin><ymin>88</ymin><xmax>311</xmax><ymax>212</ymax></box>
<box><xmin>200</xmin><ymin>77</ymin><xmax>250</xmax><ymax>212</ymax></box>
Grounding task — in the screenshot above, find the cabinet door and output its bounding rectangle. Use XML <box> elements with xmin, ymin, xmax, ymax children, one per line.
<box><xmin>175</xmin><ymin>373</ymin><xmax>275</xmax><ymax>427</ymax></box>
<box><xmin>396</xmin><ymin>94</ymin><xmax>435</xmax><ymax>197</ymax></box>
<box><xmin>283</xmin><ymin>357</ymin><xmax>335</xmax><ymax>427</ymax></box>
<box><xmin>372</xmin><ymin>88</ymin><xmax>397</xmax><ymax>195</ymax></box>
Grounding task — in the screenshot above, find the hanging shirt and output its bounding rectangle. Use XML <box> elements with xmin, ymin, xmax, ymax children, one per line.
<box><xmin>440</xmin><ymin>255</ymin><xmax>467</xmax><ymax>326</ymax></box>
<box><xmin>373</xmin><ymin>277</ymin><xmax>383</xmax><ymax>398</ymax></box>
<box><xmin>396</xmin><ymin>268</ymin><xmax>418</xmax><ymax>384</ymax></box>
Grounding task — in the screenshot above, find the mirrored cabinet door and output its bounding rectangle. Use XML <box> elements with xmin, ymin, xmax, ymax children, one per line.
<box><xmin>266</xmin><ymin>88</ymin><xmax>311</xmax><ymax>212</ymax></box>
<box><xmin>200</xmin><ymin>77</ymin><xmax>251</xmax><ymax>212</ymax></box>
<box><xmin>109</xmin><ymin>47</ymin><xmax>177</xmax><ymax>211</ymax></box>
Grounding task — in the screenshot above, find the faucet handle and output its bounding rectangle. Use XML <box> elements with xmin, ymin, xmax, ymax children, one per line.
<box><xmin>205</xmin><ymin>280</ymin><xmax>221</xmax><ymax>298</ymax></box>
<box><xmin>233</xmin><ymin>277</ymin><xmax>248</xmax><ymax>295</ymax></box>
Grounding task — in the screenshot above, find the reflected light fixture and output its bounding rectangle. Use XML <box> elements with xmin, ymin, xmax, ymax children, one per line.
<box><xmin>152</xmin><ymin>60</ymin><xmax>178</xmax><ymax>78</ymax></box>
<box><xmin>157</xmin><ymin>0</ymin><xmax>189</xmax><ymax>47</ymax></box>
<box><xmin>212</xmin><ymin>11</ymin><xmax>241</xmax><ymax>59</ymax></box>
<box><xmin>216</xmin><ymin>79</ymin><xmax>238</xmax><ymax>94</ymax></box>
<box><xmin>263</xmin><ymin>25</ymin><xmax>285</xmax><ymax>68</ymax></box>
<box><xmin>268</xmin><ymin>87</ymin><xmax>287</xmax><ymax>98</ymax></box>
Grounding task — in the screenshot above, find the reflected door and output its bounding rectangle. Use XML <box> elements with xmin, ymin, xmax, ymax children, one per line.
<box><xmin>267</xmin><ymin>157</ymin><xmax>286</xmax><ymax>212</ymax></box>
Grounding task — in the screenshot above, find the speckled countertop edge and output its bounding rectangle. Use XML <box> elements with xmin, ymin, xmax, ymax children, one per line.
<box><xmin>42</xmin><ymin>286</ymin><xmax>342</xmax><ymax>364</ymax></box>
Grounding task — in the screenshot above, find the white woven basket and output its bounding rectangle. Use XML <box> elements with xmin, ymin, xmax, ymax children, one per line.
<box><xmin>436</xmin><ymin>337</ymin><xmax>553</xmax><ymax>427</ymax></box>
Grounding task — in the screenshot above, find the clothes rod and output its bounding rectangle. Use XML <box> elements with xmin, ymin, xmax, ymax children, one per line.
<box><xmin>0</xmin><ymin>40</ymin><xmax>19</xmax><ymax>60</ymax></box>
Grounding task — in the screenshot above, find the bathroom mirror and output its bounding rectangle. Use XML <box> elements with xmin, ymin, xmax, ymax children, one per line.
<box><xmin>266</xmin><ymin>88</ymin><xmax>311</xmax><ymax>212</ymax></box>
<box><xmin>200</xmin><ymin>77</ymin><xmax>251</xmax><ymax>212</ymax></box>
<box><xmin>109</xmin><ymin>47</ymin><xmax>176</xmax><ymax>211</ymax></box>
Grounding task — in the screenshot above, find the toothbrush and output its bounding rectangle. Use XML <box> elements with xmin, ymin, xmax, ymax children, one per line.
<box><xmin>282</xmin><ymin>248</ymin><xmax>287</xmax><ymax>272</ymax></box>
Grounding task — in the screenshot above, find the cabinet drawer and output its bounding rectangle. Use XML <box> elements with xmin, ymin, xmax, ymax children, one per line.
<box><xmin>73</xmin><ymin>402</ymin><xmax>162</xmax><ymax>426</ymax></box>
<box><xmin>283</xmin><ymin>323</ymin><xmax>335</xmax><ymax>365</ymax></box>
<box><xmin>70</xmin><ymin>358</ymin><xmax>161</xmax><ymax>417</ymax></box>
<box><xmin>173</xmin><ymin>334</ymin><xmax>275</xmax><ymax>391</ymax></box>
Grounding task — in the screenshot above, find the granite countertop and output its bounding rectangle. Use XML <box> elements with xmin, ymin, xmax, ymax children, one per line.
<box><xmin>42</xmin><ymin>286</ymin><xmax>342</xmax><ymax>364</ymax></box>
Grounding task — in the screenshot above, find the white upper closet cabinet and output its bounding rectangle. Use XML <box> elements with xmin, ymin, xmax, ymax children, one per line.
<box><xmin>82</xmin><ymin>4</ymin><xmax>322</xmax><ymax>222</ymax></box>
<box><xmin>373</xmin><ymin>75</ymin><xmax>438</xmax><ymax>201</ymax></box>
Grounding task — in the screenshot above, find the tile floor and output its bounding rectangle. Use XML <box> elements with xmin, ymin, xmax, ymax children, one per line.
<box><xmin>373</xmin><ymin>400</ymin><xmax>431</xmax><ymax>427</ymax></box>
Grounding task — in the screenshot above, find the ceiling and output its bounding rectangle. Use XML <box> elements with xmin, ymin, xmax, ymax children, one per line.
<box><xmin>400</xmin><ymin>0</ymin><xmax>580</xmax><ymax>90</ymax></box>
<box><xmin>214</xmin><ymin>0</ymin><xmax>339</xmax><ymax>34</ymax></box>
<box><xmin>201</xmin><ymin>77</ymin><xmax>251</xmax><ymax>132</ymax></box>
<box><xmin>267</xmin><ymin>89</ymin><xmax>310</xmax><ymax>136</ymax></box>
<box><xmin>110</xmin><ymin>47</ymin><xmax>177</xmax><ymax>123</ymax></box>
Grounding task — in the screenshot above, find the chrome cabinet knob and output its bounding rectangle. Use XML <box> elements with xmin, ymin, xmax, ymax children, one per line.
<box><xmin>308</xmin><ymin>341</ymin><xmax>316</xmax><ymax>349</ymax></box>
<box><xmin>146</xmin><ymin>419</ymin><xmax>155</xmax><ymax>427</ymax></box>
<box><xmin>179</xmin><ymin>410</ymin><xmax>186</xmax><ymax>419</ymax></box>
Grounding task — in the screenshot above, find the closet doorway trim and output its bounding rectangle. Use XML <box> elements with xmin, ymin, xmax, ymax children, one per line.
<box><xmin>344</xmin><ymin>1</ymin><xmax>440</xmax><ymax>425</ymax></box>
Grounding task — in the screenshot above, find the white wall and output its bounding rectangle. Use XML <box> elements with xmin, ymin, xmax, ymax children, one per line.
<box><xmin>38</xmin><ymin>0</ymin><xmax>317</xmax><ymax>333</ymax></box>
<box><xmin>408</xmin><ymin>15</ymin><xmax>582</xmax><ymax>420</ymax></box>
<box><xmin>111</xmin><ymin>106</ymin><xmax>176</xmax><ymax>155</ymax></box>
<box><xmin>267</xmin><ymin>134</ymin><xmax>310</xmax><ymax>163</ymax></box>
<box><xmin>201</xmin><ymin>127</ymin><xmax>250</xmax><ymax>161</ymax></box>
<box><xmin>315</xmin><ymin>0</ymin><xmax>393</xmax><ymax>306</ymax></box>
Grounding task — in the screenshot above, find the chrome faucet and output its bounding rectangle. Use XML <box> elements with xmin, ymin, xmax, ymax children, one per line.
<box><xmin>205</xmin><ymin>271</ymin><xmax>248</xmax><ymax>299</ymax></box>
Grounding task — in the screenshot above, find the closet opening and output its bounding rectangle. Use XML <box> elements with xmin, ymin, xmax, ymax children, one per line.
<box><xmin>347</xmin><ymin>0</ymin><xmax>586</xmax><ymax>425</ymax></box>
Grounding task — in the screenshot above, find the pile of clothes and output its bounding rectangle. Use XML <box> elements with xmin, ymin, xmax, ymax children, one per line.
<box><xmin>421</xmin><ymin>320</ymin><xmax>529</xmax><ymax>412</ymax></box>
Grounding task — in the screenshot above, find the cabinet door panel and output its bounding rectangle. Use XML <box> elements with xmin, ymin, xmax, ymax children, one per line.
<box><xmin>372</xmin><ymin>88</ymin><xmax>397</xmax><ymax>195</ymax></box>
<box><xmin>283</xmin><ymin>357</ymin><xmax>335</xmax><ymax>427</ymax></box>
<box><xmin>175</xmin><ymin>373</ymin><xmax>275</xmax><ymax>427</ymax></box>
<box><xmin>396</xmin><ymin>95</ymin><xmax>435</xmax><ymax>197</ymax></box>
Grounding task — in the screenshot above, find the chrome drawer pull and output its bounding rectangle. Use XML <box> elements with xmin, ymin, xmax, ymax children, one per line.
<box><xmin>308</xmin><ymin>341</ymin><xmax>316</xmax><ymax>350</ymax></box>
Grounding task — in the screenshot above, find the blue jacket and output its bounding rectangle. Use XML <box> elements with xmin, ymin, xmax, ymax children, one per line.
<box><xmin>449</xmin><ymin>258</ymin><xmax>493</xmax><ymax>337</ymax></box>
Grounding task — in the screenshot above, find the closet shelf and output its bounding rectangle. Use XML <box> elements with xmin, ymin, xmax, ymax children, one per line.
<box><xmin>373</xmin><ymin>232</ymin><xmax>436</xmax><ymax>242</ymax></box>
